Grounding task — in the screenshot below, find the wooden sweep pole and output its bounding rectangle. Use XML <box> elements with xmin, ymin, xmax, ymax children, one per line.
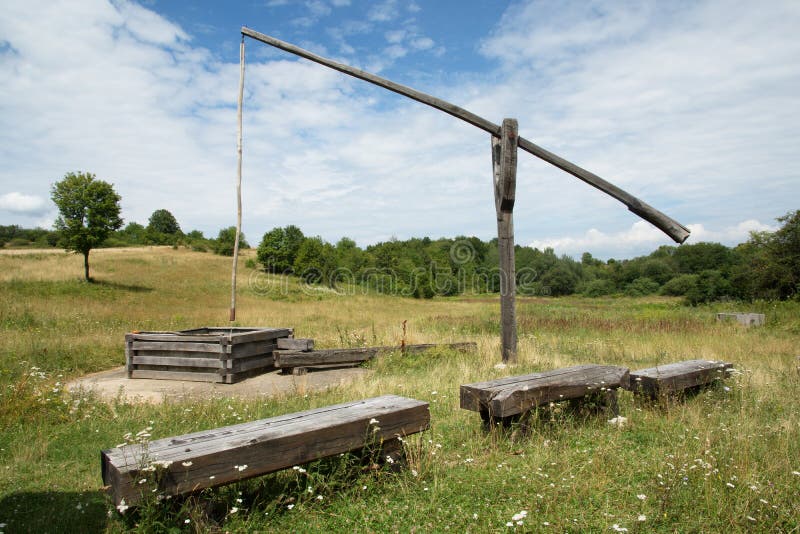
<box><xmin>230</xmin><ymin>37</ymin><xmax>245</xmax><ymax>322</ymax></box>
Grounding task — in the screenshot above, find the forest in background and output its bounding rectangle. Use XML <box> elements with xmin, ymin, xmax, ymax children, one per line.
<box><xmin>3</xmin><ymin>209</ymin><xmax>797</xmax><ymax>304</ymax></box>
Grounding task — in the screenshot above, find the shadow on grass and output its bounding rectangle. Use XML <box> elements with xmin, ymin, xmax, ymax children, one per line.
<box><xmin>90</xmin><ymin>279</ymin><xmax>153</xmax><ymax>293</ymax></box>
<box><xmin>0</xmin><ymin>489</ymin><xmax>108</xmax><ymax>533</ymax></box>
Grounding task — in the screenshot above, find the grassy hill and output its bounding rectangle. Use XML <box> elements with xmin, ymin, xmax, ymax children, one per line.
<box><xmin>0</xmin><ymin>247</ymin><xmax>797</xmax><ymax>532</ymax></box>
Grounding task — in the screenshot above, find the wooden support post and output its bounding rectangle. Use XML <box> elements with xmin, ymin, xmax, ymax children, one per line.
<box><xmin>492</xmin><ymin>118</ymin><xmax>518</xmax><ymax>364</ymax></box>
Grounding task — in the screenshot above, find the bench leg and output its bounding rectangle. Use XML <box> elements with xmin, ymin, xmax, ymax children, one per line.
<box><xmin>604</xmin><ymin>389</ymin><xmax>620</xmax><ymax>417</ymax></box>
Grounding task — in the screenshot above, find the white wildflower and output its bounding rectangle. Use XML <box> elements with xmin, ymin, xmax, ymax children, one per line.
<box><xmin>611</xmin><ymin>525</ymin><xmax>628</xmax><ymax>532</ymax></box>
<box><xmin>411</xmin><ymin>469</ymin><xmax>418</xmax><ymax>477</ymax></box>
<box><xmin>316</xmin><ymin>495</ymin><xmax>324</xmax><ymax>501</ymax></box>
<box><xmin>726</xmin><ymin>482</ymin><xmax>735</xmax><ymax>488</ymax></box>
<box><xmin>607</xmin><ymin>416</ymin><xmax>628</xmax><ymax>428</ymax></box>
<box><xmin>747</xmin><ymin>516</ymin><xmax>756</xmax><ymax>522</ymax></box>
<box><xmin>512</xmin><ymin>511</ymin><xmax>528</xmax><ymax>521</ymax></box>
<box><xmin>116</xmin><ymin>499</ymin><xmax>129</xmax><ymax>514</ymax></box>
<box><xmin>638</xmin><ymin>514</ymin><xmax>647</xmax><ymax>522</ymax></box>
<box><xmin>138</xmin><ymin>479</ymin><xmax>147</xmax><ymax>485</ymax></box>
<box><xmin>473</xmin><ymin>513</ymin><xmax>478</xmax><ymax>520</ymax></box>
<box><xmin>792</xmin><ymin>471</ymin><xmax>800</xmax><ymax>476</ymax></box>
<box><xmin>636</xmin><ymin>494</ymin><xmax>646</xmax><ymax>500</ymax></box>
<box><xmin>506</xmin><ymin>522</ymin><xmax>513</xmax><ymax>527</ymax></box>
<box><xmin>287</xmin><ymin>504</ymin><xmax>294</xmax><ymax>510</ymax></box>
<box><xmin>369</xmin><ymin>418</ymin><xmax>379</xmax><ymax>425</ymax></box>
<box><xmin>229</xmin><ymin>507</ymin><xmax>238</xmax><ymax>514</ymax></box>
<box><xmin>182</xmin><ymin>461</ymin><xmax>193</xmax><ymax>467</ymax></box>
<box><xmin>184</xmin><ymin>519</ymin><xmax>190</xmax><ymax>524</ymax></box>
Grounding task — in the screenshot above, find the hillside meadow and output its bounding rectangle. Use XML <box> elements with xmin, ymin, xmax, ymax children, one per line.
<box><xmin>0</xmin><ymin>247</ymin><xmax>798</xmax><ymax>532</ymax></box>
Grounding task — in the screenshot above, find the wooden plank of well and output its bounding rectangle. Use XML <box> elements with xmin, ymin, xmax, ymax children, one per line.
<box><xmin>228</xmin><ymin>328</ymin><xmax>292</xmax><ymax>345</ymax></box>
<box><xmin>131</xmin><ymin>356</ymin><xmax>223</xmax><ymax>369</ymax></box>
<box><xmin>131</xmin><ymin>341</ymin><xmax>224</xmax><ymax>353</ymax></box>
<box><xmin>129</xmin><ymin>370</ymin><xmax>224</xmax><ymax>383</ymax></box>
<box><xmin>627</xmin><ymin>359</ymin><xmax>733</xmax><ymax>397</ymax></box>
<box><xmin>101</xmin><ymin>395</ymin><xmax>430</xmax><ymax>506</ymax></box>
<box><xmin>277</xmin><ymin>338</ymin><xmax>315</xmax><ymax>351</ymax></box>
<box><xmin>229</xmin><ymin>355</ymin><xmax>275</xmax><ymax>373</ymax></box>
<box><xmin>229</xmin><ymin>342</ymin><xmax>277</xmax><ymax>359</ymax></box>
<box><xmin>460</xmin><ymin>364</ymin><xmax>630</xmax><ymax>418</ymax></box>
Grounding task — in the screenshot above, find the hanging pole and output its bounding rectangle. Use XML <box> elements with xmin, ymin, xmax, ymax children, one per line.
<box><xmin>493</xmin><ymin>119</ymin><xmax>518</xmax><ymax>364</ymax></box>
<box><xmin>230</xmin><ymin>37</ymin><xmax>245</xmax><ymax>322</ymax></box>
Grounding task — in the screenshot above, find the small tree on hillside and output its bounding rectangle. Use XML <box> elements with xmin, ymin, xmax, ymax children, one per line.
<box><xmin>51</xmin><ymin>171</ymin><xmax>122</xmax><ymax>281</ymax></box>
<box><xmin>214</xmin><ymin>226</ymin><xmax>249</xmax><ymax>256</ymax></box>
<box><xmin>148</xmin><ymin>209</ymin><xmax>181</xmax><ymax>235</ymax></box>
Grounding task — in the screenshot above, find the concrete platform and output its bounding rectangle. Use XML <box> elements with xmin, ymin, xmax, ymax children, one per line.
<box><xmin>67</xmin><ymin>365</ymin><xmax>370</xmax><ymax>404</ymax></box>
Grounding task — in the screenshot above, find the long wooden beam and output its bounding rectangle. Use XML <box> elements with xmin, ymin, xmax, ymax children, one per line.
<box><xmin>242</xmin><ymin>27</ymin><xmax>690</xmax><ymax>244</ymax></box>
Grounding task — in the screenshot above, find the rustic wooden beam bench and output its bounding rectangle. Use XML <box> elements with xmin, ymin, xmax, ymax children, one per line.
<box><xmin>625</xmin><ymin>359</ymin><xmax>734</xmax><ymax>399</ymax></box>
<box><xmin>460</xmin><ymin>364</ymin><xmax>630</xmax><ymax>428</ymax></box>
<box><xmin>102</xmin><ymin>395</ymin><xmax>429</xmax><ymax>507</ymax></box>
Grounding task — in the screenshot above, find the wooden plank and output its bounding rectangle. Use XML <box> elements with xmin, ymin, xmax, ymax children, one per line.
<box><xmin>460</xmin><ymin>364</ymin><xmax>630</xmax><ymax>418</ymax></box>
<box><xmin>274</xmin><ymin>342</ymin><xmax>478</xmax><ymax>368</ymax></box>
<box><xmin>229</xmin><ymin>355</ymin><xmax>275</xmax><ymax>373</ymax></box>
<box><xmin>129</xmin><ymin>334</ymin><xmax>227</xmax><ymax>343</ymax></box>
<box><xmin>131</xmin><ymin>341</ymin><xmax>224</xmax><ymax>353</ymax></box>
<box><xmin>101</xmin><ymin>395</ymin><xmax>430</xmax><ymax>506</ymax></box>
<box><xmin>277</xmin><ymin>337</ymin><xmax>315</xmax><ymax>351</ymax></box>
<box><xmin>240</xmin><ymin>27</ymin><xmax>690</xmax><ymax>245</ymax></box>
<box><xmin>229</xmin><ymin>341</ymin><xmax>276</xmax><ymax>359</ymax></box>
<box><xmin>627</xmin><ymin>360</ymin><xmax>733</xmax><ymax>397</ymax></box>
<box><xmin>275</xmin><ymin>348</ymin><xmax>379</xmax><ymax>367</ymax></box>
<box><xmin>130</xmin><ymin>370</ymin><xmax>224</xmax><ymax>383</ymax></box>
<box><xmin>228</xmin><ymin>328</ymin><xmax>292</xmax><ymax>345</ymax></box>
<box><xmin>131</xmin><ymin>356</ymin><xmax>223</xmax><ymax>368</ymax></box>
<box><xmin>128</xmin><ymin>350</ymin><xmax>222</xmax><ymax>359</ymax></box>
<box><xmin>125</xmin><ymin>339</ymin><xmax>133</xmax><ymax>378</ymax></box>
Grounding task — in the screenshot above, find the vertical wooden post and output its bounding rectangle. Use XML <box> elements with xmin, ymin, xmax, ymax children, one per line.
<box><xmin>230</xmin><ymin>37</ymin><xmax>245</xmax><ymax>322</ymax></box>
<box><xmin>492</xmin><ymin>118</ymin><xmax>518</xmax><ymax>364</ymax></box>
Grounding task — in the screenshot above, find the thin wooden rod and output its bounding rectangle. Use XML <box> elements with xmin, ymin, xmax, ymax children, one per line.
<box><xmin>230</xmin><ymin>37</ymin><xmax>245</xmax><ymax>322</ymax></box>
<box><xmin>241</xmin><ymin>26</ymin><xmax>690</xmax><ymax>244</ymax></box>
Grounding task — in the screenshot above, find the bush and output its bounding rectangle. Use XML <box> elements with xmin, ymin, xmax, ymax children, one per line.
<box><xmin>685</xmin><ymin>270</ymin><xmax>732</xmax><ymax>305</ymax></box>
<box><xmin>582</xmin><ymin>279</ymin><xmax>616</xmax><ymax>297</ymax></box>
<box><xmin>625</xmin><ymin>277</ymin><xmax>660</xmax><ymax>297</ymax></box>
<box><xmin>660</xmin><ymin>274</ymin><xmax>698</xmax><ymax>296</ymax></box>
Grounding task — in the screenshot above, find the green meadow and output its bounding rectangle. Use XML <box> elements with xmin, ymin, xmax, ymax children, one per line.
<box><xmin>0</xmin><ymin>247</ymin><xmax>797</xmax><ymax>532</ymax></box>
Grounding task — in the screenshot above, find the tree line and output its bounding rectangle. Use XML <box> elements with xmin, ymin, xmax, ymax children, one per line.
<box><xmin>253</xmin><ymin>211</ymin><xmax>799</xmax><ymax>304</ymax></box>
<box><xmin>9</xmin><ymin>171</ymin><xmax>797</xmax><ymax>299</ymax></box>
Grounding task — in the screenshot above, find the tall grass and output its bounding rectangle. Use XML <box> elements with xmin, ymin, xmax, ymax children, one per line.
<box><xmin>0</xmin><ymin>248</ymin><xmax>797</xmax><ymax>532</ymax></box>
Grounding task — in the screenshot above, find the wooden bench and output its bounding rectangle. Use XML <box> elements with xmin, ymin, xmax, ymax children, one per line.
<box><xmin>625</xmin><ymin>359</ymin><xmax>734</xmax><ymax>399</ymax></box>
<box><xmin>460</xmin><ymin>364</ymin><xmax>630</xmax><ymax>426</ymax></box>
<box><xmin>101</xmin><ymin>395</ymin><xmax>429</xmax><ymax>507</ymax></box>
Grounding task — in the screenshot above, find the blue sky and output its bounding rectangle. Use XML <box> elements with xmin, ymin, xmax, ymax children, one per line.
<box><xmin>1</xmin><ymin>0</ymin><xmax>798</xmax><ymax>259</ymax></box>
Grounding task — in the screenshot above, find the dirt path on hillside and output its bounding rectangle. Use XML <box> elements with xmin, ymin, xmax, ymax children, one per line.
<box><xmin>68</xmin><ymin>366</ymin><xmax>370</xmax><ymax>404</ymax></box>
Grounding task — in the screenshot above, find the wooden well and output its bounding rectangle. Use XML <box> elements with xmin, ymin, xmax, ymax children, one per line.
<box><xmin>125</xmin><ymin>327</ymin><xmax>291</xmax><ymax>383</ymax></box>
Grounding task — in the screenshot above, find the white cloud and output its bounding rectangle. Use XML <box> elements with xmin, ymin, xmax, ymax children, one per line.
<box><xmin>368</xmin><ymin>0</ymin><xmax>398</xmax><ymax>22</ymax></box>
<box><xmin>410</xmin><ymin>37</ymin><xmax>434</xmax><ymax>51</ymax></box>
<box><xmin>0</xmin><ymin>192</ymin><xmax>46</xmax><ymax>214</ymax></box>
<box><xmin>530</xmin><ymin>219</ymin><xmax>778</xmax><ymax>259</ymax></box>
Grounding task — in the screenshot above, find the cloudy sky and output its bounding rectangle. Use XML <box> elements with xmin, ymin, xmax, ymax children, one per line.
<box><xmin>1</xmin><ymin>0</ymin><xmax>797</xmax><ymax>259</ymax></box>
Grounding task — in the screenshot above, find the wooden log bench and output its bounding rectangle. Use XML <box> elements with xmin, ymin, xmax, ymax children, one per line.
<box><xmin>275</xmin><ymin>342</ymin><xmax>478</xmax><ymax>375</ymax></box>
<box><xmin>625</xmin><ymin>359</ymin><xmax>734</xmax><ymax>399</ymax></box>
<box><xmin>101</xmin><ymin>395</ymin><xmax>429</xmax><ymax>507</ymax></box>
<box><xmin>460</xmin><ymin>364</ymin><xmax>630</xmax><ymax>428</ymax></box>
